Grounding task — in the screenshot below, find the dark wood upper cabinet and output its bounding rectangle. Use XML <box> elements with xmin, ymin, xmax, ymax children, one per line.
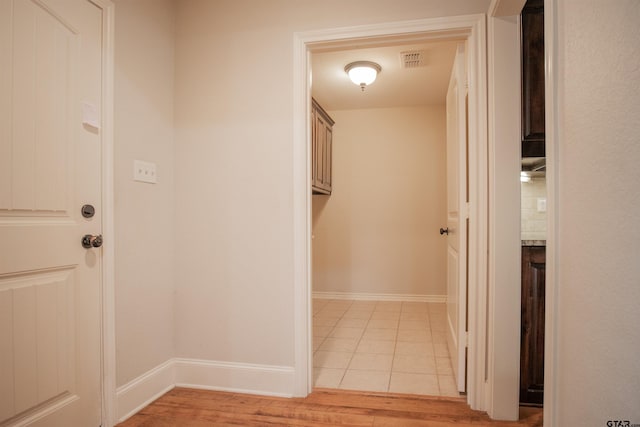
<box><xmin>311</xmin><ymin>98</ymin><xmax>334</xmax><ymax>195</ymax></box>
<box><xmin>521</xmin><ymin>0</ymin><xmax>545</xmax><ymax>158</ymax></box>
<box><xmin>520</xmin><ymin>245</ymin><xmax>545</xmax><ymax>406</ymax></box>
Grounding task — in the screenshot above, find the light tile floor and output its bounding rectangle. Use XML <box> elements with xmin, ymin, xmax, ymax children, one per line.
<box><xmin>313</xmin><ymin>298</ymin><xmax>461</xmax><ymax>397</ymax></box>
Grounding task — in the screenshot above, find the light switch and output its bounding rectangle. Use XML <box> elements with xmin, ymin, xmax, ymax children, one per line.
<box><xmin>537</xmin><ymin>198</ymin><xmax>547</xmax><ymax>212</ymax></box>
<box><xmin>134</xmin><ymin>160</ymin><xmax>157</xmax><ymax>184</ymax></box>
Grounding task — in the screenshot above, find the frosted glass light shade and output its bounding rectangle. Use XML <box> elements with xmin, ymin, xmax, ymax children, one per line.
<box><xmin>344</xmin><ymin>61</ymin><xmax>381</xmax><ymax>90</ymax></box>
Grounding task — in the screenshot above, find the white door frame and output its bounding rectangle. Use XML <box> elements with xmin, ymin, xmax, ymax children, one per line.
<box><xmin>543</xmin><ymin>0</ymin><xmax>558</xmax><ymax>425</ymax></box>
<box><xmin>293</xmin><ymin>13</ymin><xmax>489</xmax><ymax>412</ymax></box>
<box><xmin>89</xmin><ymin>0</ymin><xmax>116</xmax><ymax>426</ymax></box>
<box><xmin>485</xmin><ymin>5</ymin><xmax>524</xmax><ymax>419</ymax></box>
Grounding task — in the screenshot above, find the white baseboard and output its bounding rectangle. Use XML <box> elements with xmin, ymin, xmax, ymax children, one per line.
<box><xmin>116</xmin><ymin>359</ymin><xmax>175</xmax><ymax>423</ymax></box>
<box><xmin>174</xmin><ymin>358</ymin><xmax>295</xmax><ymax>398</ymax></box>
<box><xmin>313</xmin><ymin>291</ymin><xmax>446</xmax><ymax>303</ymax></box>
<box><xmin>115</xmin><ymin>358</ymin><xmax>295</xmax><ymax>423</ymax></box>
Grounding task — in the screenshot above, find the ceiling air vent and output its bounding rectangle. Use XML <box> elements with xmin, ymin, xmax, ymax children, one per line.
<box><xmin>400</xmin><ymin>50</ymin><xmax>426</xmax><ymax>68</ymax></box>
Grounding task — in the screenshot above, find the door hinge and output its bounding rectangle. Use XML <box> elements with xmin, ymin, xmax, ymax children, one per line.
<box><xmin>464</xmin><ymin>202</ymin><xmax>470</xmax><ymax>219</ymax></box>
<box><xmin>462</xmin><ymin>331</ymin><xmax>469</xmax><ymax>348</ymax></box>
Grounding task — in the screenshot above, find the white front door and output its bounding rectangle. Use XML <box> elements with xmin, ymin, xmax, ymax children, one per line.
<box><xmin>445</xmin><ymin>42</ymin><xmax>468</xmax><ymax>393</ymax></box>
<box><xmin>0</xmin><ymin>0</ymin><xmax>103</xmax><ymax>425</ymax></box>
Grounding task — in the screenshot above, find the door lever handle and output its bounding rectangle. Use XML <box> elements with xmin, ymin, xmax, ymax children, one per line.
<box><xmin>439</xmin><ymin>227</ymin><xmax>449</xmax><ymax>235</ymax></box>
<box><xmin>82</xmin><ymin>234</ymin><xmax>103</xmax><ymax>249</ymax></box>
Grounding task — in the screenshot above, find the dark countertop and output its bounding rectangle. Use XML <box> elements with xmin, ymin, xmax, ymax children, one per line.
<box><xmin>522</xmin><ymin>240</ymin><xmax>546</xmax><ymax>247</ymax></box>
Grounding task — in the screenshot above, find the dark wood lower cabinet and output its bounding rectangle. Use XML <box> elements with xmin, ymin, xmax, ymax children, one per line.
<box><xmin>520</xmin><ymin>246</ymin><xmax>545</xmax><ymax>406</ymax></box>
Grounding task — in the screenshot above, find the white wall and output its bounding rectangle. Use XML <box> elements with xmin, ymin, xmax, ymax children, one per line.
<box><xmin>312</xmin><ymin>106</ymin><xmax>447</xmax><ymax>298</ymax></box>
<box><xmin>114</xmin><ymin>0</ymin><xmax>176</xmax><ymax>387</ymax></box>
<box><xmin>552</xmin><ymin>0</ymin><xmax>640</xmax><ymax>424</ymax></box>
<box><xmin>173</xmin><ymin>0</ymin><xmax>490</xmax><ymax>369</ymax></box>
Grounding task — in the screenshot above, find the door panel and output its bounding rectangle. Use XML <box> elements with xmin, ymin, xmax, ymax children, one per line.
<box><xmin>445</xmin><ymin>43</ymin><xmax>468</xmax><ymax>393</ymax></box>
<box><xmin>520</xmin><ymin>246</ymin><xmax>546</xmax><ymax>405</ymax></box>
<box><xmin>1</xmin><ymin>270</ymin><xmax>74</xmax><ymax>416</ymax></box>
<box><xmin>0</xmin><ymin>0</ymin><xmax>103</xmax><ymax>425</ymax></box>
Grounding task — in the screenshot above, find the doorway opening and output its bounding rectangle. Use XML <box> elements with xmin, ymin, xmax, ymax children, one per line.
<box><xmin>293</xmin><ymin>13</ymin><xmax>489</xmax><ymax>412</ymax></box>
<box><xmin>309</xmin><ymin>38</ymin><xmax>461</xmax><ymax>396</ymax></box>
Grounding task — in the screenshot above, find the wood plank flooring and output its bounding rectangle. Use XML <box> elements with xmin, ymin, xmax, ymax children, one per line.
<box><xmin>117</xmin><ymin>387</ymin><xmax>543</xmax><ymax>426</ymax></box>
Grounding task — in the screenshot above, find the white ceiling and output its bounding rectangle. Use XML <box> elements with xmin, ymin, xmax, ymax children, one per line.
<box><xmin>311</xmin><ymin>40</ymin><xmax>459</xmax><ymax>111</ymax></box>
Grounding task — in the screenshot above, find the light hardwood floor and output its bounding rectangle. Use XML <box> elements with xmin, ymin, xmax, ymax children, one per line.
<box><xmin>117</xmin><ymin>387</ymin><xmax>543</xmax><ymax>426</ymax></box>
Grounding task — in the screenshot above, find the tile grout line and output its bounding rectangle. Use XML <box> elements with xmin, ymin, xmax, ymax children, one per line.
<box><xmin>314</xmin><ymin>298</ymin><xmax>364</xmax><ymax>388</ymax></box>
<box><xmin>338</xmin><ymin>300</ymin><xmax>375</xmax><ymax>390</ymax></box>
<box><xmin>337</xmin><ymin>299</ymin><xmax>359</xmax><ymax>388</ymax></box>
<box><xmin>311</xmin><ymin>299</ymin><xmax>332</xmax><ymax>358</ymax></box>
<box><xmin>428</xmin><ymin>303</ymin><xmax>443</xmax><ymax>395</ymax></box>
<box><xmin>313</xmin><ymin>299</ymin><xmax>345</xmax><ymax>376</ymax></box>
<box><xmin>386</xmin><ymin>302</ymin><xmax>404</xmax><ymax>393</ymax></box>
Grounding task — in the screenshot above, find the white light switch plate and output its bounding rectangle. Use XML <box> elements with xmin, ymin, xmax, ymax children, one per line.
<box><xmin>537</xmin><ymin>197</ymin><xmax>547</xmax><ymax>212</ymax></box>
<box><xmin>134</xmin><ymin>160</ymin><xmax>157</xmax><ymax>184</ymax></box>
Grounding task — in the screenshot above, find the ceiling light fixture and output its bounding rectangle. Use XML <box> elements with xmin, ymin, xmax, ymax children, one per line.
<box><xmin>344</xmin><ymin>61</ymin><xmax>382</xmax><ymax>91</ymax></box>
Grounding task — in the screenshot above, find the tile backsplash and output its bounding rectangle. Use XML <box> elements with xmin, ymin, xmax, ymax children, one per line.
<box><xmin>521</xmin><ymin>176</ymin><xmax>546</xmax><ymax>240</ymax></box>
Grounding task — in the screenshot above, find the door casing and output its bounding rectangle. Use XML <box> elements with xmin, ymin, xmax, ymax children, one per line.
<box><xmin>293</xmin><ymin>13</ymin><xmax>490</xmax><ymax>413</ymax></box>
<box><xmin>92</xmin><ymin>0</ymin><xmax>116</xmax><ymax>426</ymax></box>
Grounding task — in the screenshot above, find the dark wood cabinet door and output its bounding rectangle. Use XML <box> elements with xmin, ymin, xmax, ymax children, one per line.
<box><xmin>520</xmin><ymin>246</ymin><xmax>545</xmax><ymax>405</ymax></box>
<box><xmin>311</xmin><ymin>98</ymin><xmax>334</xmax><ymax>195</ymax></box>
<box><xmin>521</xmin><ymin>0</ymin><xmax>545</xmax><ymax>158</ymax></box>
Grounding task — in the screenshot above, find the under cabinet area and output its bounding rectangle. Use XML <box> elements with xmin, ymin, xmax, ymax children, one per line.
<box><xmin>312</xmin><ymin>98</ymin><xmax>334</xmax><ymax>195</ymax></box>
<box><xmin>520</xmin><ymin>245</ymin><xmax>546</xmax><ymax>406</ymax></box>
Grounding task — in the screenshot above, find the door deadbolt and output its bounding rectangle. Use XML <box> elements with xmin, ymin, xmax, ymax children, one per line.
<box><xmin>82</xmin><ymin>234</ymin><xmax>103</xmax><ymax>249</ymax></box>
<box><xmin>81</xmin><ymin>204</ymin><xmax>95</xmax><ymax>218</ymax></box>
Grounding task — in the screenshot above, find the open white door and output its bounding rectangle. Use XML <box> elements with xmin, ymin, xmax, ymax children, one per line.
<box><xmin>0</xmin><ymin>0</ymin><xmax>103</xmax><ymax>425</ymax></box>
<box><xmin>444</xmin><ymin>42</ymin><xmax>468</xmax><ymax>393</ymax></box>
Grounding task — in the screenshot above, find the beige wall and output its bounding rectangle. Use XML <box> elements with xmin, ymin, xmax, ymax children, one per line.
<box><xmin>114</xmin><ymin>0</ymin><xmax>176</xmax><ymax>387</ymax></box>
<box><xmin>312</xmin><ymin>106</ymin><xmax>446</xmax><ymax>297</ymax></box>
<box><xmin>521</xmin><ymin>177</ymin><xmax>546</xmax><ymax>240</ymax></box>
<box><xmin>110</xmin><ymin>0</ymin><xmax>640</xmax><ymax>419</ymax></box>
<box><xmin>173</xmin><ymin>0</ymin><xmax>490</xmax><ymax>366</ymax></box>
<box><xmin>553</xmin><ymin>0</ymin><xmax>640</xmax><ymax>424</ymax></box>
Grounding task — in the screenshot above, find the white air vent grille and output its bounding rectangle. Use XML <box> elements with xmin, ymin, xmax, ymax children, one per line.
<box><xmin>400</xmin><ymin>50</ymin><xmax>426</xmax><ymax>68</ymax></box>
